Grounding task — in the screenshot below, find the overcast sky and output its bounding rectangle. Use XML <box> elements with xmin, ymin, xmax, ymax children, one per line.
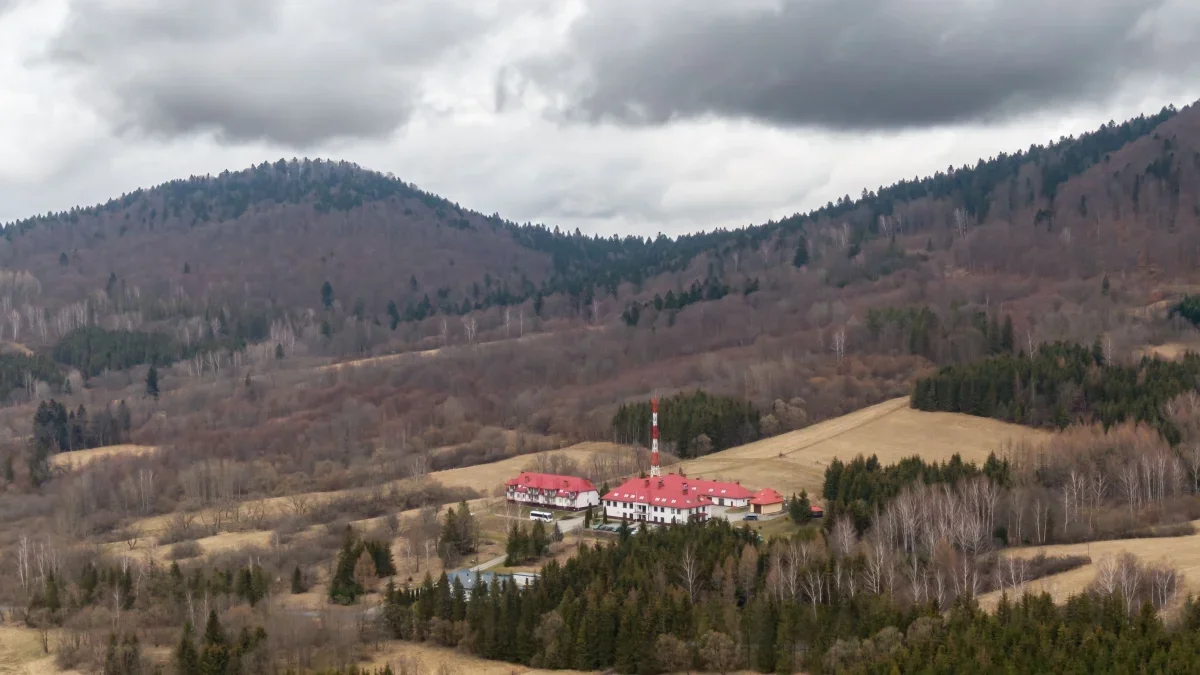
<box><xmin>1</xmin><ymin>0</ymin><xmax>1197</xmax><ymax>237</ymax></box>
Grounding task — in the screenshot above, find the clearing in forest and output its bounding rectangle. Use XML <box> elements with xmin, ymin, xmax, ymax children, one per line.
<box><xmin>977</xmin><ymin>522</ymin><xmax>1200</xmax><ymax>609</ymax></box>
<box><xmin>681</xmin><ymin>397</ymin><xmax>1049</xmax><ymax>498</ymax></box>
<box><xmin>50</xmin><ymin>444</ymin><xmax>159</xmax><ymax>468</ymax></box>
<box><xmin>0</xmin><ymin>625</ymin><xmax>76</xmax><ymax>675</ymax></box>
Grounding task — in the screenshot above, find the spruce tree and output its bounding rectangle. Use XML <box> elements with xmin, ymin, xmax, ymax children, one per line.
<box><xmin>792</xmin><ymin>236</ymin><xmax>809</xmax><ymax>267</ymax></box>
<box><xmin>145</xmin><ymin>365</ymin><xmax>159</xmax><ymax>400</ymax></box>
<box><xmin>199</xmin><ymin>611</ymin><xmax>229</xmax><ymax>675</ymax></box>
<box><xmin>320</xmin><ymin>281</ymin><xmax>334</xmax><ymax>310</ymax></box>
<box><xmin>44</xmin><ymin>571</ymin><xmax>61</xmax><ymax>612</ymax></box>
<box><xmin>176</xmin><ymin>622</ymin><xmax>201</xmax><ymax>675</ymax></box>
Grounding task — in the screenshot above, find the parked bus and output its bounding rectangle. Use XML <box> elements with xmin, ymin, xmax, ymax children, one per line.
<box><xmin>529</xmin><ymin>510</ymin><xmax>553</xmax><ymax>523</ymax></box>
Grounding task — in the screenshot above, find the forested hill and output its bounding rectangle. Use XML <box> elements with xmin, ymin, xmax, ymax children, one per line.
<box><xmin>1</xmin><ymin>101</ymin><xmax>1198</xmax><ymax>356</ymax></box>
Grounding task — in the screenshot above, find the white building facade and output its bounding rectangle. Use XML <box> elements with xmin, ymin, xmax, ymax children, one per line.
<box><xmin>505</xmin><ymin>472</ymin><xmax>600</xmax><ymax>511</ymax></box>
<box><xmin>602</xmin><ymin>474</ymin><xmax>713</xmax><ymax>524</ymax></box>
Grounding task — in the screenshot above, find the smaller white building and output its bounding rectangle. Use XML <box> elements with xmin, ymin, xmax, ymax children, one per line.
<box><xmin>505</xmin><ymin>472</ymin><xmax>599</xmax><ymax>511</ymax></box>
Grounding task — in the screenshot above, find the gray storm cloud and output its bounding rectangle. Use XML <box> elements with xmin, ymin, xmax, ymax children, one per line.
<box><xmin>44</xmin><ymin>0</ymin><xmax>500</xmax><ymax>147</ymax></box>
<box><xmin>517</xmin><ymin>0</ymin><xmax>1200</xmax><ymax>130</ymax></box>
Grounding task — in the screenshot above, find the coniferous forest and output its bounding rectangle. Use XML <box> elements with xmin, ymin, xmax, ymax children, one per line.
<box><xmin>378</xmin><ymin>520</ymin><xmax>1200</xmax><ymax>674</ymax></box>
<box><xmin>911</xmin><ymin>341</ymin><xmax>1200</xmax><ymax>438</ymax></box>
<box><xmin>610</xmin><ymin>390</ymin><xmax>761</xmax><ymax>457</ymax></box>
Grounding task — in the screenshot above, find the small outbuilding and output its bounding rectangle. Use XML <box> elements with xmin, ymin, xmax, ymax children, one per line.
<box><xmin>750</xmin><ymin>488</ymin><xmax>785</xmax><ymax>515</ymax></box>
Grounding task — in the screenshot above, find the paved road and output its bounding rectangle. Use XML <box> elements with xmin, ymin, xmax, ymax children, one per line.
<box><xmin>468</xmin><ymin>514</ymin><xmax>584</xmax><ymax>573</ymax></box>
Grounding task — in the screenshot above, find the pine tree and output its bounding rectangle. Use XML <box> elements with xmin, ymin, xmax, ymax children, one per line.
<box><xmin>583</xmin><ymin>506</ymin><xmax>592</xmax><ymax>528</ymax></box>
<box><xmin>788</xmin><ymin>490</ymin><xmax>813</xmax><ymax>525</ymax></box>
<box><xmin>199</xmin><ymin>611</ymin><xmax>229</xmax><ymax>675</ymax></box>
<box><xmin>1001</xmin><ymin>315</ymin><xmax>1015</xmax><ymax>353</ymax></box>
<box><xmin>320</xmin><ymin>281</ymin><xmax>334</xmax><ymax>310</ymax></box>
<box><xmin>531</xmin><ymin>520</ymin><xmax>549</xmax><ymax>556</ymax></box>
<box><xmin>456</xmin><ymin>500</ymin><xmax>478</xmax><ymax>554</ymax></box>
<box><xmin>329</xmin><ymin>533</ymin><xmax>364</xmax><ymax>604</ymax></box>
<box><xmin>792</xmin><ymin>237</ymin><xmax>809</xmax><ymax>267</ymax></box>
<box><xmin>441</xmin><ymin>506</ymin><xmax>460</xmax><ymax>562</ymax></box>
<box><xmin>145</xmin><ymin>365</ymin><xmax>159</xmax><ymax>400</ymax></box>
<box><xmin>44</xmin><ymin>571</ymin><xmax>61</xmax><ymax>612</ymax></box>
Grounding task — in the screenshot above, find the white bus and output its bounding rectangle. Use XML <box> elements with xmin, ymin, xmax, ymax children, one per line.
<box><xmin>529</xmin><ymin>510</ymin><xmax>553</xmax><ymax>523</ymax></box>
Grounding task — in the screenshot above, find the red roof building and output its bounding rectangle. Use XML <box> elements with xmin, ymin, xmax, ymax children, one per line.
<box><xmin>750</xmin><ymin>488</ymin><xmax>785</xmax><ymax>515</ymax></box>
<box><xmin>505</xmin><ymin>472</ymin><xmax>599</xmax><ymax>511</ymax></box>
<box><xmin>687</xmin><ymin>477</ymin><xmax>754</xmax><ymax>506</ymax></box>
<box><xmin>602</xmin><ymin>474</ymin><xmax>713</xmax><ymax>524</ymax></box>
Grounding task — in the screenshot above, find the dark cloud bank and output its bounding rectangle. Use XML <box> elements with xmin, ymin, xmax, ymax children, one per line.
<box><xmin>519</xmin><ymin>0</ymin><xmax>1199</xmax><ymax>129</ymax></box>
<box><xmin>37</xmin><ymin>0</ymin><xmax>1200</xmax><ymax>149</ymax></box>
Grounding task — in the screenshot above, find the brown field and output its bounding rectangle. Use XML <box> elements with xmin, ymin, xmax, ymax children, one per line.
<box><xmin>123</xmin><ymin>441</ymin><xmax>623</xmax><ymax>543</ymax></box>
<box><xmin>0</xmin><ymin>625</ymin><xmax>78</xmax><ymax>675</ymax></box>
<box><xmin>365</xmin><ymin>641</ymin><xmax>594</xmax><ymax>675</ymax></box>
<box><xmin>978</xmin><ymin>520</ymin><xmax>1200</xmax><ymax>609</ymax></box>
<box><xmin>50</xmin><ymin>444</ymin><xmax>159</xmax><ymax>469</ymax></box>
<box><xmin>1138</xmin><ymin>342</ymin><xmax>1200</xmax><ymax>360</ymax></box>
<box><xmin>0</xmin><ymin>341</ymin><xmax>34</xmax><ymax>356</ymax></box>
<box><xmin>433</xmin><ymin>441</ymin><xmax>626</xmax><ymax>494</ymax></box>
<box><xmin>681</xmin><ymin>397</ymin><xmax>1049</xmax><ymax>498</ymax></box>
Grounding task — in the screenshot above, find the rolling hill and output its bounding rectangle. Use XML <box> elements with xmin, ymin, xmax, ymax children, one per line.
<box><xmin>681</xmin><ymin>396</ymin><xmax>1049</xmax><ymax>497</ymax></box>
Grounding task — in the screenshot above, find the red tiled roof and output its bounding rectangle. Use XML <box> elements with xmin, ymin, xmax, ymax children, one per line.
<box><xmin>603</xmin><ymin>474</ymin><xmax>713</xmax><ymax>508</ymax></box>
<box><xmin>688</xmin><ymin>477</ymin><xmax>754</xmax><ymax>500</ymax></box>
<box><xmin>750</xmin><ymin>488</ymin><xmax>785</xmax><ymax>505</ymax></box>
<box><xmin>505</xmin><ymin>472</ymin><xmax>596</xmax><ymax>494</ymax></box>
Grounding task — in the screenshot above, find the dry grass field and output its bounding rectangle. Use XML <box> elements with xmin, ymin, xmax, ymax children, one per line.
<box><xmin>50</xmin><ymin>444</ymin><xmax>159</xmax><ymax>469</ymax></box>
<box><xmin>365</xmin><ymin>641</ymin><xmax>594</xmax><ymax>675</ymax></box>
<box><xmin>1138</xmin><ymin>342</ymin><xmax>1200</xmax><ymax>360</ymax></box>
<box><xmin>433</xmin><ymin>441</ymin><xmax>625</xmax><ymax>494</ymax></box>
<box><xmin>0</xmin><ymin>626</ymin><xmax>77</xmax><ymax>675</ymax></box>
<box><xmin>0</xmin><ymin>342</ymin><xmax>34</xmax><ymax>356</ymax></box>
<box><xmin>681</xmin><ymin>397</ymin><xmax>1049</xmax><ymax>498</ymax></box>
<box><xmin>120</xmin><ymin>441</ymin><xmax>622</xmax><ymax>541</ymax></box>
<box><xmin>977</xmin><ymin>520</ymin><xmax>1200</xmax><ymax>610</ymax></box>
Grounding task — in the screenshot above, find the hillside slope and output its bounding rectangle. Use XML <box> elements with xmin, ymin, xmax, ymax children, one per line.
<box><xmin>1</xmin><ymin>160</ymin><xmax>552</xmax><ymax>315</ymax></box>
<box><xmin>681</xmin><ymin>397</ymin><xmax>1049</xmax><ymax>497</ymax></box>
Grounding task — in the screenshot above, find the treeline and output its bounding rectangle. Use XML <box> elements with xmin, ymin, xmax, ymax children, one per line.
<box><xmin>52</xmin><ymin>323</ymin><xmax>258</xmax><ymax>377</ymax></box>
<box><xmin>505</xmin><ymin>520</ymin><xmax>562</xmax><ymax>566</ymax></box>
<box><xmin>620</xmin><ymin>275</ymin><xmax>740</xmax><ymax>327</ymax></box>
<box><xmin>821</xmin><ymin>453</ymin><xmax>1010</xmax><ymax>533</ymax></box>
<box><xmin>912</xmin><ymin>341</ymin><xmax>1200</xmax><ymax>437</ymax></box>
<box><xmin>29</xmin><ymin>559</ymin><xmax>272</xmax><ymax>615</ymax></box>
<box><xmin>1170</xmin><ymin>295</ymin><xmax>1200</xmax><ymax>326</ymax></box>
<box><xmin>611</xmin><ymin>390</ymin><xmax>761</xmax><ymax>458</ymax></box>
<box><xmin>33</xmin><ymin>399</ymin><xmax>133</xmax><ymax>454</ymax></box>
<box><xmin>840</xmin><ymin>594</ymin><xmax>1200</xmax><ymax>674</ymax></box>
<box><xmin>29</xmin><ymin>399</ymin><xmax>133</xmax><ymax>485</ymax></box>
<box><xmin>174</xmin><ymin>610</ymin><xmax>268</xmax><ymax>675</ymax></box>
<box><xmin>0</xmin><ymin>352</ymin><xmax>64</xmax><ymax>399</ymax></box>
<box><xmin>864</xmin><ymin>306</ymin><xmax>1014</xmax><ymax>364</ymax></box>
<box><xmin>328</xmin><ymin>528</ymin><xmax>398</xmax><ymax>604</ymax></box>
<box><xmin>52</xmin><ymin>326</ymin><xmax>178</xmax><ymax>376</ymax></box>
<box><xmin>379</xmin><ymin>519</ymin><xmax>1198</xmax><ymax>673</ymax></box>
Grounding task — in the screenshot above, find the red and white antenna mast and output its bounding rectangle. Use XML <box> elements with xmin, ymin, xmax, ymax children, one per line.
<box><xmin>650</xmin><ymin>396</ymin><xmax>661</xmax><ymax>477</ymax></box>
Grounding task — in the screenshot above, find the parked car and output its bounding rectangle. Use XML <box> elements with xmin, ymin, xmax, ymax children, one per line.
<box><xmin>743</xmin><ymin>514</ymin><xmax>759</xmax><ymax>521</ymax></box>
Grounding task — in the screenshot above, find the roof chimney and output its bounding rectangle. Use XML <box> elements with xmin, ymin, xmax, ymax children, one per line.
<box><xmin>682</xmin><ymin>481</ymin><xmax>689</xmax><ymax>494</ymax></box>
<box><xmin>658</xmin><ymin>479</ymin><xmax>664</xmax><ymax>488</ymax></box>
<box><xmin>644</xmin><ymin>479</ymin><xmax>650</xmax><ymax>487</ymax></box>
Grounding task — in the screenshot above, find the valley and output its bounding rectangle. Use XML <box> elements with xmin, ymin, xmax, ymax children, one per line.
<box><xmin>3</xmin><ymin>99</ymin><xmax>1200</xmax><ymax>674</ymax></box>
